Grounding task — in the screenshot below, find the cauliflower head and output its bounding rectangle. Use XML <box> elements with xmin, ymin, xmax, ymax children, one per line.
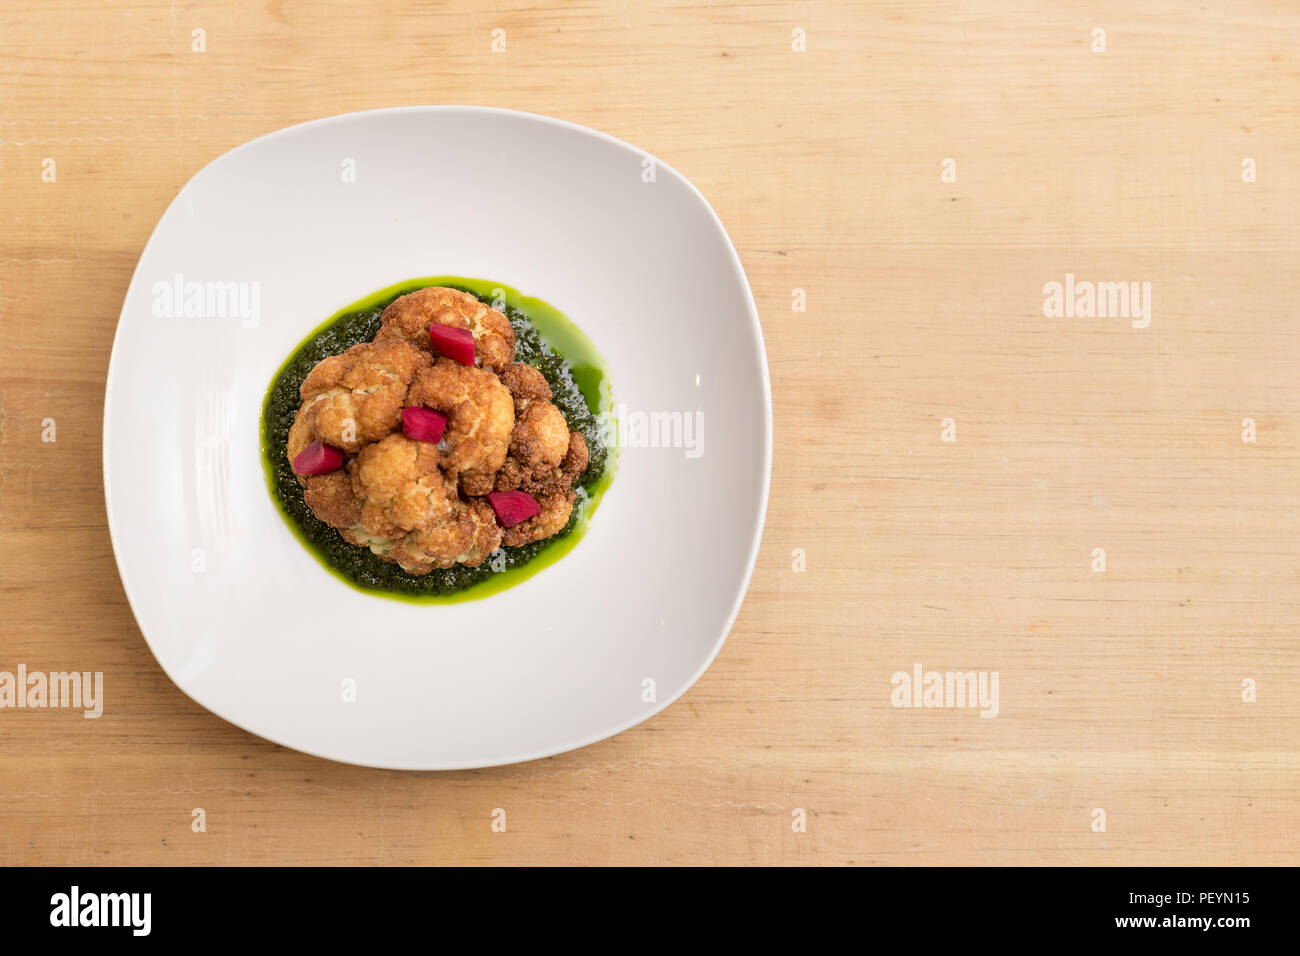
<box><xmin>285</xmin><ymin>289</ymin><xmax>593</xmax><ymax>575</ymax></box>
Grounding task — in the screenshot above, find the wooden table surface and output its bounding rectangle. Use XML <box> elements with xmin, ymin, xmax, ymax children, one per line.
<box><xmin>1</xmin><ymin>0</ymin><xmax>1297</xmax><ymax>866</ymax></box>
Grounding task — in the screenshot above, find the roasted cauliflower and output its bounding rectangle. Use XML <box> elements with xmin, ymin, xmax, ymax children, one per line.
<box><xmin>490</xmin><ymin>362</ymin><xmax>590</xmax><ymax>544</ymax></box>
<box><xmin>295</xmin><ymin>339</ymin><xmax>430</xmax><ymax>453</ymax></box>
<box><xmin>285</xmin><ymin>287</ymin><xmax>589</xmax><ymax>575</ymax></box>
<box><xmin>375</xmin><ymin>285</ymin><xmax>516</xmax><ymax>372</ymax></box>
<box><xmin>406</xmin><ymin>358</ymin><xmax>513</xmax><ymax>496</ymax></box>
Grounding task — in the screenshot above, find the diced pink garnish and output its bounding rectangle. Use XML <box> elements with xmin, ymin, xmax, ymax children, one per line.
<box><xmin>292</xmin><ymin>441</ymin><xmax>343</xmax><ymax>476</ymax></box>
<box><xmin>487</xmin><ymin>490</ymin><xmax>541</xmax><ymax>528</ymax></box>
<box><xmin>401</xmin><ymin>405</ymin><xmax>448</xmax><ymax>443</ymax></box>
<box><xmin>428</xmin><ymin>323</ymin><xmax>476</xmax><ymax>365</ymax></box>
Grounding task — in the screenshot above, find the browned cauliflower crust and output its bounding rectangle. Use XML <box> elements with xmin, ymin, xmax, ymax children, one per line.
<box><xmin>286</xmin><ymin>403</ymin><xmax>317</xmax><ymax>474</ymax></box>
<box><xmin>559</xmin><ymin>431</ymin><xmax>590</xmax><ymax>486</ymax></box>
<box><xmin>501</xmin><ymin>487</ymin><xmax>577</xmax><ymax>547</ymax></box>
<box><xmin>296</xmin><ymin>339</ymin><xmax>429</xmax><ymax>453</ymax></box>
<box><xmin>495</xmin><ymin>362</ymin><xmax>590</xmax><ymax>499</ymax></box>
<box><xmin>388</xmin><ymin>498</ymin><xmax>503</xmax><ymax>574</ymax></box>
<box><xmin>302</xmin><ymin>471</ymin><xmax>363</xmax><ymax>530</ymax></box>
<box><xmin>512</xmin><ymin>402</ymin><xmax>570</xmax><ymax>467</ymax></box>
<box><xmin>375</xmin><ymin>286</ymin><xmax>516</xmax><ymax>372</ymax></box>
<box><xmin>406</xmin><ymin>358</ymin><xmax>513</xmax><ymax>496</ymax></box>
<box><xmin>498</xmin><ymin>361</ymin><xmax>551</xmax><ymax>405</ymax></box>
<box><xmin>286</xmin><ymin>290</ymin><xmax>590</xmax><ymax>576</ymax></box>
<box><xmin>350</xmin><ymin>433</ymin><xmax>456</xmax><ymax>537</ymax></box>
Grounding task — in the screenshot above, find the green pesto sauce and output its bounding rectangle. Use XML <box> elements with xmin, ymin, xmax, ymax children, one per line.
<box><xmin>260</xmin><ymin>276</ymin><xmax>616</xmax><ymax>603</ymax></box>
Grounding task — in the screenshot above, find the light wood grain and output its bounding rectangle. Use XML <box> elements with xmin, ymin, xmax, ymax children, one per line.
<box><xmin>1</xmin><ymin>0</ymin><xmax>1298</xmax><ymax>865</ymax></box>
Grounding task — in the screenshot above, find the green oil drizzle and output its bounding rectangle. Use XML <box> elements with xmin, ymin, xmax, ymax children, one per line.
<box><xmin>260</xmin><ymin>276</ymin><xmax>617</xmax><ymax>603</ymax></box>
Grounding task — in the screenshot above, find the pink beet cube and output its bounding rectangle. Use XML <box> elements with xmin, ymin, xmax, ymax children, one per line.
<box><xmin>428</xmin><ymin>323</ymin><xmax>476</xmax><ymax>365</ymax></box>
<box><xmin>292</xmin><ymin>441</ymin><xmax>343</xmax><ymax>476</ymax></box>
<box><xmin>487</xmin><ymin>490</ymin><xmax>541</xmax><ymax>528</ymax></box>
<box><xmin>401</xmin><ymin>405</ymin><xmax>448</xmax><ymax>444</ymax></box>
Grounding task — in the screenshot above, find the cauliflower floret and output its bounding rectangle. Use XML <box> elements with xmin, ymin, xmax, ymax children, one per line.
<box><xmin>296</xmin><ymin>339</ymin><xmax>429</xmax><ymax>453</ymax></box>
<box><xmin>500</xmin><ymin>487</ymin><xmax>577</xmax><ymax>547</ymax></box>
<box><xmin>375</xmin><ymin>286</ymin><xmax>516</xmax><ymax>372</ymax></box>
<box><xmin>498</xmin><ymin>362</ymin><xmax>552</xmax><ymax>406</ymax></box>
<box><xmin>406</xmin><ymin>358</ymin><xmax>513</xmax><ymax>496</ymax></box>
<box><xmin>512</xmin><ymin>402</ymin><xmax>570</xmax><ymax>468</ymax></box>
<box><xmin>388</xmin><ymin>498</ymin><xmax>503</xmax><ymax>574</ymax></box>
<box><xmin>286</xmin><ymin>402</ymin><xmax>316</xmax><ymax>478</ymax></box>
<box><xmin>496</xmin><ymin>430</ymin><xmax>589</xmax><ymax>497</ymax></box>
<box><xmin>302</xmin><ymin>470</ymin><xmax>363</xmax><ymax>530</ymax></box>
<box><xmin>559</xmin><ymin>430</ymin><xmax>590</xmax><ymax>485</ymax></box>
<box><xmin>494</xmin><ymin>362</ymin><xmax>589</xmax><ymax>495</ymax></box>
<box><xmin>286</xmin><ymin>406</ymin><xmax>377</xmax><ymax>545</ymax></box>
<box><xmin>350</xmin><ymin>433</ymin><xmax>456</xmax><ymax>538</ymax></box>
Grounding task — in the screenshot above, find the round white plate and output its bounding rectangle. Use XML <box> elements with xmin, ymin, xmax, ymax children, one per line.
<box><xmin>104</xmin><ymin>107</ymin><xmax>771</xmax><ymax>769</ymax></box>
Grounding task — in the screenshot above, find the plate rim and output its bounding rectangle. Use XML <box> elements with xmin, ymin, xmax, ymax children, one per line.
<box><xmin>102</xmin><ymin>105</ymin><xmax>773</xmax><ymax>770</ymax></box>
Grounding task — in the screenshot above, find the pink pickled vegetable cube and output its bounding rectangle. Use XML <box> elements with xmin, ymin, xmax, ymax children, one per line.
<box><xmin>487</xmin><ymin>490</ymin><xmax>541</xmax><ymax>528</ymax></box>
<box><xmin>401</xmin><ymin>405</ymin><xmax>448</xmax><ymax>443</ymax></box>
<box><xmin>428</xmin><ymin>324</ymin><xmax>476</xmax><ymax>365</ymax></box>
<box><xmin>292</xmin><ymin>441</ymin><xmax>343</xmax><ymax>476</ymax></box>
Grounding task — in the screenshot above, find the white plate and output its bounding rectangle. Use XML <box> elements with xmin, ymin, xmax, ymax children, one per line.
<box><xmin>103</xmin><ymin>107</ymin><xmax>771</xmax><ymax>769</ymax></box>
